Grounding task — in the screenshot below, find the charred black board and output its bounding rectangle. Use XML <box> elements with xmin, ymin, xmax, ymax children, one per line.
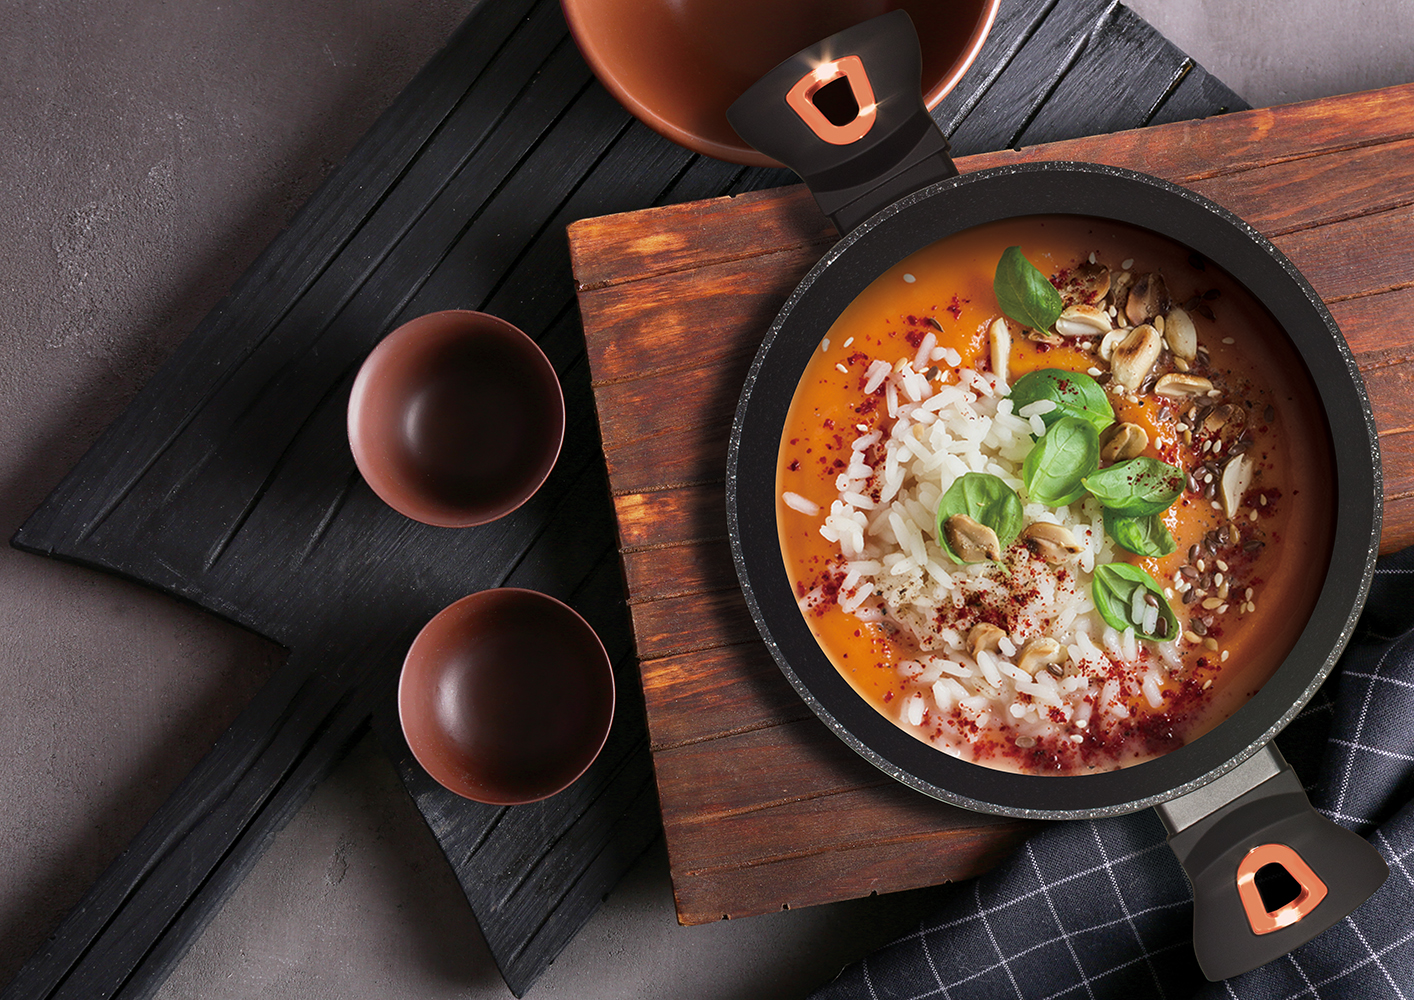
<box><xmin>5</xmin><ymin>0</ymin><xmax>1242</xmax><ymax>996</ymax></box>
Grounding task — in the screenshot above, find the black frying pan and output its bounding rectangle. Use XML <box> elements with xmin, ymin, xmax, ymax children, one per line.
<box><xmin>724</xmin><ymin>11</ymin><xmax>1386</xmax><ymax>981</ymax></box>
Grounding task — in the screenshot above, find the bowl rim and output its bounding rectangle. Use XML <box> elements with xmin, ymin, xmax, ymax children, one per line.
<box><xmin>397</xmin><ymin>587</ymin><xmax>617</xmax><ymax>806</ymax></box>
<box><xmin>560</xmin><ymin>0</ymin><xmax>1002</xmax><ymax>166</ymax></box>
<box><xmin>346</xmin><ymin>309</ymin><xmax>566</xmax><ymax>528</ymax></box>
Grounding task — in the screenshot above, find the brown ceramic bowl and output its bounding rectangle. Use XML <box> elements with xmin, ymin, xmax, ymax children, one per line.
<box><xmin>399</xmin><ymin>589</ymin><xmax>616</xmax><ymax>805</ymax></box>
<box><xmin>347</xmin><ymin>311</ymin><xmax>565</xmax><ymax>528</ymax></box>
<box><xmin>561</xmin><ymin>0</ymin><xmax>1000</xmax><ymax>166</ymax></box>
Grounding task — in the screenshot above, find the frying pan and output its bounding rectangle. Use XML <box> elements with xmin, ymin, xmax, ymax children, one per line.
<box><xmin>724</xmin><ymin>11</ymin><xmax>1387</xmax><ymax>981</ymax></box>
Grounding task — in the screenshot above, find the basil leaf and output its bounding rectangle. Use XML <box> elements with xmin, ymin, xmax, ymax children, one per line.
<box><xmin>1009</xmin><ymin>368</ymin><xmax>1115</xmax><ymax>434</ymax></box>
<box><xmin>1022</xmin><ymin>416</ymin><xmax>1099</xmax><ymax>507</ymax></box>
<box><xmin>1083</xmin><ymin>457</ymin><xmax>1184</xmax><ymax>516</ymax></box>
<box><xmin>935</xmin><ymin>472</ymin><xmax>1024</xmax><ymax>564</ymax></box>
<box><xmin>1091</xmin><ymin>563</ymin><xmax>1178</xmax><ymax>642</ymax></box>
<box><xmin>994</xmin><ymin>246</ymin><xmax>1064</xmax><ymax>333</ymax></box>
<box><xmin>1103</xmin><ymin>508</ymin><xmax>1177</xmax><ymax>558</ymax></box>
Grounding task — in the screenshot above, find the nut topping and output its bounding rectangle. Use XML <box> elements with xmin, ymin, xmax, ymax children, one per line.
<box><xmin>989</xmin><ymin>316</ymin><xmax>1011</xmax><ymax>386</ymax></box>
<box><xmin>1098</xmin><ymin>327</ymin><xmax>1129</xmax><ymax>362</ymax></box>
<box><xmin>1124</xmin><ymin>272</ymin><xmax>1170</xmax><ymax>326</ymax></box>
<box><xmin>1154</xmin><ymin>372</ymin><xmax>1215</xmax><ymax>399</ymax></box>
<box><xmin>1202</xmin><ymin>403</ymin><xmax>1246</xmax><ymax>437</ymax></box>
<box><xmin>1099</xmin><ymin>421</ymin><xmax>1149</xmax><ymax>462</ymax></box>
<box><xmin>1067</xmin><ymin>261</ymin><xmax>1112</xmax><ymax>304</ymax></box>
<box><xmin>1055</xmin><ymin>304</ymin><xmax>1112</xmax><ymax>338</ymax></box>
<box><xmin>1020</xmin><ymin>521</ymin><xmax>1084</xmax><ymax>563</ymax></box>
<box><xmin>1220</xmin><ymin>454</ymin><xmax>1254</xmax><ymax>519</ymax></box>
<box><xmin>1111</xmin><ymin>324</ymin><xmax>1163</xmax><ymax>392</ymax></box>
<box><xmin>1017</xmin><ymin>636</ymin><xmax>1065</xmax><ymax>676</ymax></box>
<box><xmin>945</xmin><ymin>514</ymin><xmax>1001</xmax><ymax>563</ymax></box>
<box><xmin>1163</xmin><ymin>306</ymin><xmax>1198</xmax><ymax>360</ymax></box>
<box><xmin>967</xmin><ymin>623</ymin><xmax>1007</xmax><ymax>658</ymax></box>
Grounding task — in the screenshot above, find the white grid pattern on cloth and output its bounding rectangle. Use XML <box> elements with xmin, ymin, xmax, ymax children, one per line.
<box><xmin>1329</xmin><ymin>641</ymin><xmax>1395</xmax><ymax>826</ymax></box>
<box><xmin>1024</xmin><ymin>842</ymin><xmax>1098</xmax><ymax>1000</ymax></box>
<box><xmin>1086</xmin><ymin>821</ymin><xmax>1169</xmax><ymax>999</ymax></box>
<box><xmin>975</xmin><ymin>880</ymin><xmax>1026</xmax><ymax>1000</ymax></box>
<box><xmin>808</xmin><ymin>551</ymin><xmax>1414</xmax><ymax>1000</ymax></box>
<box><xmin>880</xmin><ymin>840</ymin><xmax>1172</xmax><ymax>943</ymax></box>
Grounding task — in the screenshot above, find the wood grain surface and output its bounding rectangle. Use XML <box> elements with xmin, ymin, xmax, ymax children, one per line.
<box><xmin>570</xmin><ymin>82</ymin><xmax>1414</xmax><ymax>925</ymax></box>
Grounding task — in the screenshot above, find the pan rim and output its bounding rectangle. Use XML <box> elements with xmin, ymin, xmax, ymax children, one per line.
<box><xmin>726</xmin><ymin>161</ymin><xmax>1381</xmax><ymax>820</ymax></box>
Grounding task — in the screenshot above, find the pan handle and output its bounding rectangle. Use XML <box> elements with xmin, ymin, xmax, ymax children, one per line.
<box><xmin>1156</xmin><ymin>744</ymin><xmax>1387</xmax><ymax>981</ymax></box>
<box><xmin>725</xmin><ymin>10</ymin><xmax>957</xmax><ymax>235</ymax></box>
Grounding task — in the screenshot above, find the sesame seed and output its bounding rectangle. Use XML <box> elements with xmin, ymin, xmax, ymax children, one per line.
<box><xmin>903</xmin><ymin>273</ymin><xmax>915</xmax><ymax>283</ymax></box>
<box><xmin>1221</xmin><ymin>650</ymin><xmax>1230</xmax><ymax>662</ymax></box>
<box><xmin>1218</xmin><ymin>603</ymin><xmax>1229</xmax><ymax>613</ymax></box>
<box><xmin>1184</xmin><ymin>630</ymin><xmax>1202</xmax><ymax>644</ymax></box>
<box><xmin>1214</xmin><ymin>572</ymin><xmax>1225</xmax><ymax>586</ymax></box>
<box><xmin>1245</xmin><ymin>587</ymin><xmax>1253</xmax><ymax>600</ymax></box>
<box><xmin>1203</xmin><ymin>679</ymin><xmax>1213</xmax><ymax>689</ymax></box>
<box><xmin>1176</xmin><ymin>423</ymin><xmax>1189</xmax><ymax>432</ymax></box>
<box><xmin>1204</xmin><ymin>637</ymin><xmax>1219</xmax><ymax>651</ymax></box>
<box><xmin>843</xmin><ymin>337</ymin><xmax>854</xmax><ymax>348</ymax></box>
<box><xmin>1222</xmin><ymin>337</ymin><xmax>1235</xmax><ymax>344</ymax></box>
<box><xmin>820</xmin><ymin>338</ymin><xmax>830</xmax><ymax>352</ymax></box>
<box><xmin>1216</xmin><ymin>560</ymin><xmax>1228</xmax><ymax>572</ymax></box>
<box><xmin>1121</xmin><ymin>258</ymin><xmax>1134</xmax><ymax>269</ymax></box>
<box><xmin>1202</xmin><ymin>597</ymin><xmax>1223</xmax><ymax>610</ymax></box>
<box><xmin>835</xmin><ymin>363</ymin><xmax>849</xmax><ymax>374</ymax></box>
<box><xmin>1250</xmin><ymin>510</ymin><xmax>1259</xmax><ymax>521</ymax></box>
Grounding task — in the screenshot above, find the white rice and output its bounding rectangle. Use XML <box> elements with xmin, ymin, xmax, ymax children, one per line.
<box><xmin>790</xmin><ymin>357</ymin><xmax>1178</xmax><ymax>768</ymax></box>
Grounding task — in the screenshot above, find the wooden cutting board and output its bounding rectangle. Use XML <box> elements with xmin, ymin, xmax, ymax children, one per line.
<box><xmin>568</xmin><ymin>82</ymin><xmax>1414</xmax><ymax>925</ymax></box>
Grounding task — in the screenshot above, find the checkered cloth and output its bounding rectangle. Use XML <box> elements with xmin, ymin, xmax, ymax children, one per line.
<box><xmin>810</xmin><ymin>550</ymin><xmax>1414</xmax><ymax>999</ymax></box>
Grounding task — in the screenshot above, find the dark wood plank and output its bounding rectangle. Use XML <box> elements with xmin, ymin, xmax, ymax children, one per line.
<box><xmin>637</xmin><ymin>643</ymin><xmax>814</xmax><ymax>753</ymax></box>
<box><xmin>611</xmin><ymin>485</ymin><xmax>728</xmax><ymax>549</ymax></box>
<box><xmin>14</xmin><ymin>0</ymin><xmax>546</xmax><ymax>554</ymax></box>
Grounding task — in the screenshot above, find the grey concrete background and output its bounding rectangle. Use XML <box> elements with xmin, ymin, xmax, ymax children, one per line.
<box><xmin>1</xmin><ymin>1</ymin><xmax>1410</xmax><ymax>997</ymax></box>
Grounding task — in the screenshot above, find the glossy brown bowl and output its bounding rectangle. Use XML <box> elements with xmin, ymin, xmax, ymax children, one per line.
<box><xmin>561</xmin><ymin>0</ymin><xmax>999</xmax><ymax>166</ymax></box>
<box><xmin>399</xmin><ymin>589</ymin><xmax>616</xmax><ymax>805</ymax></box>
<box><xmin>347</xmin><ymin>311</ymin><xmax>565</xmax><ymax>528</ymax></box>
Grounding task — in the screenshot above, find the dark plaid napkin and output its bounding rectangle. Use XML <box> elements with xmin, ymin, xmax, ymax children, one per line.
<box><xmin>811</xmin><ymin>550</ymin><xmax>1414</xmax><ymax>999</ymax></box>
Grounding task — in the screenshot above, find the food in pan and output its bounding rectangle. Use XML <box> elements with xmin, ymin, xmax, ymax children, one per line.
<box><xmin>776</xmin><ymin>216</ymin><xmax>1334</xmax><ymax>774</ymax></box>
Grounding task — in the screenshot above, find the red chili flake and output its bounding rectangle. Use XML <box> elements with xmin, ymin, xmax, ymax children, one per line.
<box><xmin>788</xmin><ymin>459</ymin><xmax>800</xmax><ymax>471</ymax></box>
<box><xmin>904</xmin><ymin>328</ymin><xmax>927</xmax><ymax>348</ymax></box>
<box><xmin>946</xmin><ymin>294</ymin><xmax>966</xmax><ymax>319</ymax></box>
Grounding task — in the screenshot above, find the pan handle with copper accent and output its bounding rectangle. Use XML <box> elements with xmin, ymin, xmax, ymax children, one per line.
<box><xmin>1156</xmin><ymin>744</ymin><xmax>1388</xmax><ymax>981</ymax></box>
<box><xmin>725</xmin><ymin>10</ymin><xmax>957</xmax><ymax>236</ymax></box>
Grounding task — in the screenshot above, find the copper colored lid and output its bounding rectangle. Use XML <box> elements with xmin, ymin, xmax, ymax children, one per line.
<box><xmin>561</xmin><ymin>0</ymin><xmax>1001</xmax><ymax>166</ymax></box>
<box><xmin>398</xmin><ymin>589</ymin><xmax>616</xmax><ymax>806</ymax></box>
<box><xmin>347</xmin><ymin>311</ymin><xmax>565</xmax><ymax>528</ymax></box>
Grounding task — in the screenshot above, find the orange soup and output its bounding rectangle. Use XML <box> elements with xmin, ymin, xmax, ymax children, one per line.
<box><xmin>776</xmin><ymin>216</ymin><xmax>1334</xmax><ymax>774</ymax></box>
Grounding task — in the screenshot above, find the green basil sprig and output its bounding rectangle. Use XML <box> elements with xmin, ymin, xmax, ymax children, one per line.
<box><xmin>1083</xmin><ymin>457</ymin><xmax>1184</xmax><ymax>517</ymax></box>
<box><xmin>935</xmin><ymin>472</ymin><xmax>1024</xmax><ymax>564</ymax></box>
<box><xmin>1103</xmin><ymin>508</ymin><xmax>1177</xmax><ymax>558</ymax></box>
<box><xmin>994</xmin><ymin>246</ymin><xmax>1064</xmax><ymax>333</ymax></box>
<box><xmin>1022</xmin><ymin>415</ymin><xmax>1099</xmax><ymax>507</ymax></box>
<box><xmin>1092</xmin><ymin>563</ymin><xmax>1178</xmax><ymax>641</ymax></box>
<box><xmin>1009</xmin><ymin>368</ymin><xmax>1115</xmax><ymax>434</ymax></box>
